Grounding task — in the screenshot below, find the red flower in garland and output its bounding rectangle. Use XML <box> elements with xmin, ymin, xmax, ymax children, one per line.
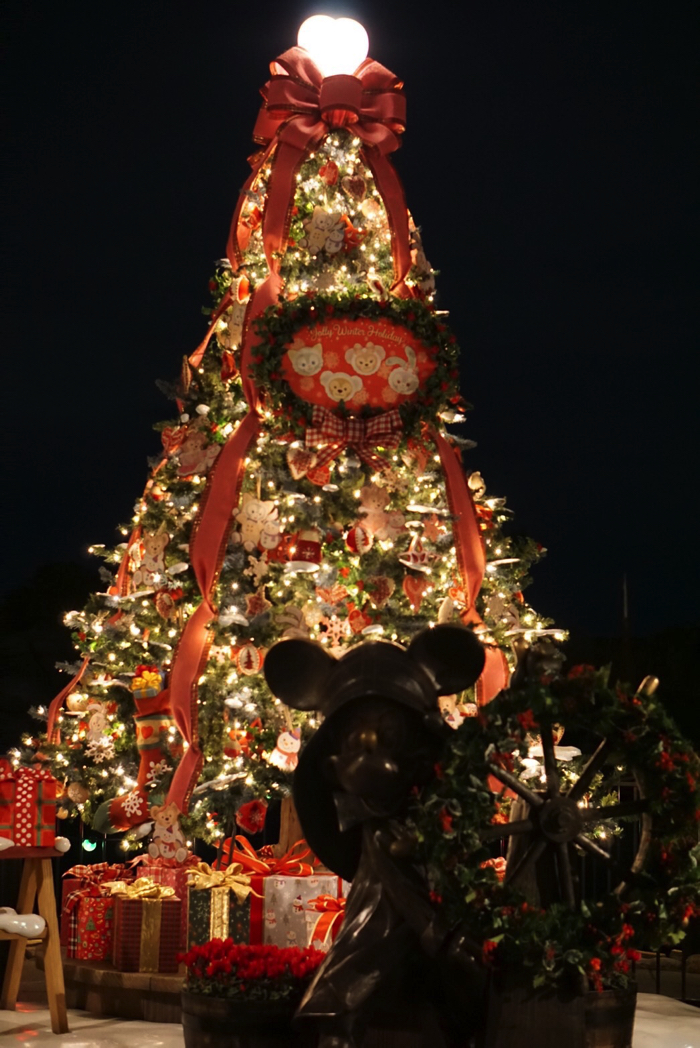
<box><xmin>567</xmin><ymin>664</ymin><xmax>596</xmax><ymax>680</ymax></box>
<box><xmin>516</xmin><ymin>709</ymin><xmax>538</xmax><ymax>733</ymax></box>
<box><xmin>236</xmin><ymin>799</ymin><xmax>268</xmax><ymax>834</ymax></box>
<box><xmin>588</xmin><ymin>956</ymin><xmax>604</xmax><ymax>992</ymax></box>
<box><xmin>490</xmin><ymin>750</ymin><xmax>515</xmax><ymax>773</ymax></box>
<box><xmin>438</xmin><ymin>807</ymin><xmax>454</xmax><ymax>834</ymax></box>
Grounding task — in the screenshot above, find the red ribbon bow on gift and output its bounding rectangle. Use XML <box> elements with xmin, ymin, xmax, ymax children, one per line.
<box><xmin>305</xmin><ymin>405</ymin><xmax>402</xmax><ymax>472</ymax></box>
<box><xmin>221</xmin><ymin>835</ymin><xmax>315</xmax><ymax>877</ymax></box>
<box><xmin>307</xmin><ymin>894</ymin><xmax>347</xmax><ymax>948</ymax></box>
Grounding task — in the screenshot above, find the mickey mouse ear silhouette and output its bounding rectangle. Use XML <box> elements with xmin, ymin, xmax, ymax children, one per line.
<box><xmin>408</xmin><ymin>624</ymin><xmax>485</xmax><ymax>695</ymax></box>
<box><xmin>263</xmin><ymin>638</ymin><xmax>336</xmax><ymax>712</ymax></box>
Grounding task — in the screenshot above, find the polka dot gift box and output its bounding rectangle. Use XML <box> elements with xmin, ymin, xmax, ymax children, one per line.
<box><xmin>0</xmin><ymin>758</ymin><xmax>58</xmax><ymax>848</ymax></box>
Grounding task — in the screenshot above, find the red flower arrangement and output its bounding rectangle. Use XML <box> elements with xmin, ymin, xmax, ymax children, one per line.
<box><xmin>180</xmin><ymin>940</ymin><xmax>326</xmax><ymax>1002</ymax></box>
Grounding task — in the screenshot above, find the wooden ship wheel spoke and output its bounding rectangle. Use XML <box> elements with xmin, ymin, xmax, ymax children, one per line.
<box><xmin>483</xmin><ymin>720</ymin><xmax>652</xmax><ymax>909</ymax></box>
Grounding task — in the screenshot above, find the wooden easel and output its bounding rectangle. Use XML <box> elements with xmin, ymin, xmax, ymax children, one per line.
<box><xmin>0</xmin><ymin>846</ymin><xmax>68</xmax><ymax>1033</ymax></box>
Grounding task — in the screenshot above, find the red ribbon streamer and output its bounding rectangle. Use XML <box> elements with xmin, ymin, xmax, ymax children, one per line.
<box><xmin>187</xmin><ymin>289</ymin><xmax>232</xmax><ymax>371</ymax></box>
<box><xmin>431</xmin><ymin>429</ymin><xmax>510</xmax><ymax>704</ymax></box>
<box><xmin>46</xmin><ymin>656</ymin><xmax>90</xmax><ymax>744</ymax></box>
<box><xmin>166</xmin><ymin>412</ymin><xmax>261</xmax><ymax>813</ymax></box>
<box><xmin>305</xmin><ymin>405</ymin><xmax>402</xmax><ymax>471</ymax></box>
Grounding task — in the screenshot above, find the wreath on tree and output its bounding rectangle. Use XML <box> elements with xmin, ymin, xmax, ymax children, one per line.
<box><xmin>248</xmin><ymin>292</ymin><xmax>464</xmax><ymax>440</ymax></box>
<box><xmin>411</xmin><ymin>664</ymin><xmax>700</xmax><ymax>992</ymax></box>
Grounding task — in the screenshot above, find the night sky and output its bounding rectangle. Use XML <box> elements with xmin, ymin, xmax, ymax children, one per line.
<box><xmin>4</xmin><ymin>1</ymin><xmax>698</xmax><ymax>641</ymax></box>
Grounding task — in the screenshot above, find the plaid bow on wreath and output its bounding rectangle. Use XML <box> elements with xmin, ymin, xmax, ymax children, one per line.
<box><xmin>305</xmin><ymin>406</ymin><xmax>402</xmax><ymax>471</ymax></box>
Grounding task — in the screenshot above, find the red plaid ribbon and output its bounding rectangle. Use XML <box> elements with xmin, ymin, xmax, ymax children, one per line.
<box><xmin>63</xmin><ymin>862</ymin><xmax>129</xmax><ymax>884</ymax></box>
<box><xmin>305</xmin><ymin>406</ymin><xmax>402</xmax><ymax>471</ymax></box>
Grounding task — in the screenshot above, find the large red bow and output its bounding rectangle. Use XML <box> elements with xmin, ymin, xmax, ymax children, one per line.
<box><xmin>305</xmin><ymin>405</ymin><xmax>402</xmax><ymax>471</ymax></box>
<box><xmin>227</xmin><ymin>47</ymin><xmax>411</xmax><ymax>297</ymax></box>
<box><xmin>254</xmin><ymin>49</ymin><xmax>406</xmax><ymax>154</ymax></box>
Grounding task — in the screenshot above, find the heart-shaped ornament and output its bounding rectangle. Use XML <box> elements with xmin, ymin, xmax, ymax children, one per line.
<box><xmin>287</xmin><ymin>446</ymin><xmax>317</xmax><ymax>480</ymax></box>
<box><xmin>366</xmin><ymin>575</ymin><xmax>395</xmax><ymax>608</ymax></box>
<box><xmin>341</xmin><ymin>175</ymin><xmax>367</xmax><ymax>201</ymax></box>
<box><xmin>306</xmin><ymin>464</ymin><xmax>332</xmax><ymax>487</ymax></box>
<box><xmin>402</xmin><ymin>575</ymin><xmax>429</xmax><ymax>611</ymax></box>
<box><xmin>348</xmin><ymin>608</ymin><xmax>373</xmax><ymax>634</ymax></box>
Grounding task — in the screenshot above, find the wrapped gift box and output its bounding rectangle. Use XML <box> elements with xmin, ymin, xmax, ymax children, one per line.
<box><xmin>140</xmin><ymin>860</ymin><xmax>196</xmax><ymax>950</ymax></box>
<box><xmin>254</xmin><ymin>870</ymin><xmax>344</xmax><ymax>949</ymax></box>
<box><xmin>112</xmin><ymin>881</ymin><xmax>182</xmax><ymax>973</ymax></box>
<box><xmin>217</xmin><ymin>838</ymin><xmax>343</xmax><ymax>949</ymax></box>
<box><xmin>187</xmin><ymin>862</ymin><xmax>255</xmax><ymax>948</ymax></box>
<box><xmin>0</xmin><ymin>759</ymin><xmax>57</xmax><ymax>848</ymax></box>
<box><xmin>61</xmin><ymin>863</ymin><xmax>133</xmax><ymax>947</ymax></box>
<box><xmin>64</xmin><ymin>887</ymin><xmax>116</xmax><ymax>961</ymax></box>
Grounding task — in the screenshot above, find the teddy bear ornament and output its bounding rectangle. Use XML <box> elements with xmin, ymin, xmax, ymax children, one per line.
<box><xmin>263</xmin><ymin>624</ymin><xmax>488</xmax><ymax>1048</ymax></box>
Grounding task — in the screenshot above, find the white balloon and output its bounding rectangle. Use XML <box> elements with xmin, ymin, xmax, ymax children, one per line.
<box><xmin>54</xmin><ymin>836</ymin><xmax>71</xmax><ymax>853</ymax></box>
<box><xmin>297</xmin><ymin>16</ymin><xmax>369</xmax><ymax>77</ymax></box>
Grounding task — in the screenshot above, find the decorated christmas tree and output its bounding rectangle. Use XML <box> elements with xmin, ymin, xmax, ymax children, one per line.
<box><xmin>18</xmin><ymin>17</ymin><xmax>559</xmax><ymax>854</ymax></box>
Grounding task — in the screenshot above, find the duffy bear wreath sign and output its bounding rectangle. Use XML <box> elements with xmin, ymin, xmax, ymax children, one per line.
<box><xmin>283</xmin><ymin>319</ymin><xmax>430</xmax><ymax>410</ymax></box>
<box><xmin>249</xmin><ymin>293</ymin><xmax>464</xmax><ymax>438</ymax></box>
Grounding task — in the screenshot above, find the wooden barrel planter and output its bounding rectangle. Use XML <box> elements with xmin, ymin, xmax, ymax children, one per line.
<box><xmin>478</xmin><ymin>981</ymin><xmax>637</xmax><ymax>1048</ymax></box>
<box><xmin>181</xmin><ymin>992</ymin><xmax>314</xmax><ymax>1048</ymax></box>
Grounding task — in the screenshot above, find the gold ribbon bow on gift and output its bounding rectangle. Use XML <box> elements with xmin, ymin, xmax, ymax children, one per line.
<box><xmin>188</xmin><ymin>861</ymin><xmax>261</xmax><ymax>902</ymax></box>
<box><xmin>110</xmin><ymin>876</ymin><xmax>177</xmax><ymax>900</ymax></box>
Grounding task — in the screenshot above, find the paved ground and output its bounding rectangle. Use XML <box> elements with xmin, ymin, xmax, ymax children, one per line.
<box><xmin>1</xmin><ymin>951</ymin><xmax>697</xmax><ymax>1047</ymax></box>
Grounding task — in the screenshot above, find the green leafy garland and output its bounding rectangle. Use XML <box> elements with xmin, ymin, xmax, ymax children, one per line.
<box><xmin>412</xmin><ymin>666</ymin><xmax>700</xmax><ymax>991</ymax></box>
<box><xmin>248</xmin><ymin>292</ymin><xmax>464</xmax><ymax>440</ymax></box>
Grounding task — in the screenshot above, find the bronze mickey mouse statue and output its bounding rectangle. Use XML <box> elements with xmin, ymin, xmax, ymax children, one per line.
<box><xmin>264</xmin><ymin>624</ymin><xmax>487</xmax><ymax>1048</ymax></box>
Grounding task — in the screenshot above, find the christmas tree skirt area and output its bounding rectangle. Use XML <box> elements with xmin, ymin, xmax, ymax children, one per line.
<box><xmin>0</xmin><ymin>994</ymin><xmax>698</xmax><ymax>1047</ymax></box>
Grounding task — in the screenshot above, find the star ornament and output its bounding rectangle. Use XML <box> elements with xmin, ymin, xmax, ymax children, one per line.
<box><xmin>422</xmin><ymin>514</ymin><xmax>445</xmax><ymax>543</ymax></box>
<box><xmin>245</xmin><ymin>586</ymin><xmax>272</xmax><ymax>618</ymax></box>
